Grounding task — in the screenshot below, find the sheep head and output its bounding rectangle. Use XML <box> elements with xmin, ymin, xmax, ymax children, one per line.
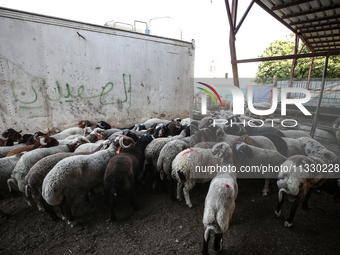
<box><xmin>112</xmin><ymin>135</ymin><xmax>135</xmax><ymax>154</ymax></box>
<box><xmin>232</xmin><ymin>142</ymin><xmax>253</xmax><ymax>163</ymax></box>
<box><xmin>233</xmin><ymin>134</ymin><xmax>257</xmax><ymax>147</ymax></box>
<box><xmin>94</xmin><ymin>128</ymin><xmax>108</xmax><ymax>139</ymax></box>
<box><xmin>212</xmin><ymin>142</ymin><xmax>232</xmax><ymax>159</ymax></box>
<box><xmin>78</xmin><ymin>120</ymin><xmax>93</xmax><ymax>129</ymax></box>
<box><xmin>1</xmin><ymin>128</ymin><xmax>23</xmax><ymax>145</ymax></box>
<box><xmin>26</xmin><ymin>131</ymin><xmax>45</xmax><ymax>145</ymax></box>
<box><xmin>43</xmin><ymin>127</ymin><xmax>61</xmax><ymax>136</ymax></box>
<box><xmin>33</xmin><ymin>136</ymin><xmax>59</xmax><ymax>149</ymax></box>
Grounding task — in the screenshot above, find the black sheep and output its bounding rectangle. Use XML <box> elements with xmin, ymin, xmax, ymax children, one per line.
<box><xmin>104</xmin><ymin>134</ymin><xmax>154</xmax><ymax>221</ymax></box>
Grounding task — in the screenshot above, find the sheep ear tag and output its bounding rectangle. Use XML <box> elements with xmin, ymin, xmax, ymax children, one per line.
<box><xmin>225</xmin><ymin>184</ymin><xmax>230</xmax><ymax>188</ymax></box>
<box><xmin>116</xmin><ymin>147</ymin><xmax>121</xmax><ymax>154</ymax></box>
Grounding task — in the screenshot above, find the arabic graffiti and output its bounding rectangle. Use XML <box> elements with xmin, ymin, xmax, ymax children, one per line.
<box><xmin>11</xmin><ymin>74</ymin><xmax>132</xmax><ymax>109</ymax></box>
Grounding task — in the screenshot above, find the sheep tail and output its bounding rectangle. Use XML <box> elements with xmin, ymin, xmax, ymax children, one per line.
<box><xmin>278</xmin><ymin>188</ymin><xmax>290</xmax><ymax>202</ymax></box>
<box><xmin>177</xmin><ymin>170</ymin><xmax>186</xmax><ymax>182</ymax></box>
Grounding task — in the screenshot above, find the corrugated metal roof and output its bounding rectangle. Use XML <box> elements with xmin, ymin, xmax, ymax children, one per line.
<box><xmin>257</xmin><ymin>0</ymin><xmax>340</xmax><ymax>52</ymax></box>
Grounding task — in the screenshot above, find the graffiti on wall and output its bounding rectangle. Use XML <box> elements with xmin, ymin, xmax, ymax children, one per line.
<box><xmin>11</xmin><ymin>74</ymin><xmax>132</xmax><ymax>109</ymax></box>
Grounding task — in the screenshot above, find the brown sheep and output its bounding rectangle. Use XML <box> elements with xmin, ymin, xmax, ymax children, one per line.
<box><xmin>232</xmin><ymin>134</ymin><xmax>257</xmax><ymax>147</ymax></box>
<box><xmin>0</xmin><ymin>128</ymin><xmax>22</xmax><ymax>146</ymax></box>
<box><xmin>6</xmin><ymin>136</ymin><xmax>59</xmax><ymax>157</ymax></box>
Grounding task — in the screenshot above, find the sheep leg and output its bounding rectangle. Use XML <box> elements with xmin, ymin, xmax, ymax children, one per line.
<box><xmin>275</xmin><ymin>192</ymin><xmax>285</xmax><ymax>217</ymax></box>
<box><xmin>128</xmin><ymin>190</ymin><xmax>140</xmax><ymax>211</ymax></box>
<box><xmin>302</xmin><ymin>189</ymin><xmax>312</xmax><ymax>212</ymax></box>
<box><xmin>262</xmin><ymin>178</ymin><xmax>270</xmax><ymax>196</ymax></box>
<box><xmin>42</xmin><ymin>200</ymin><xmax>60</xmax><ymax>222</ymax></box>
<box><xmin>170</xmin><ymin>178</ymin><xmax>176</xmax><ymax>201</ymax></box>
<box><xmin>202</xmin><ymin>228</ymin><xmax>210</xmax><ymax>255</ymax></box>
<box><xmin>108</xmin><ymin>193</ymin><xmax>117</xmax><ymax>221</ymax></box>
<box><xmin>183</xmin><ymin>186</ymin><xmax>193</xmax><ymax>208</ymax></box>
<box><xmin>60</xmin><ymin>198</ymin><xmax>76</xmax><ymax>226</ymax></box>
<box><xmin>176</xmin><ymin>182</ymin><xmax>183</xmax><ymax>201</ymax></box>
<box><xmin>213</xmin><ymin>233</ymin><xmax>223</xmax><ymax>251</ymax></box>
<box><xmin>284</xmin><ymin>197</ymin><xmax>300</xmax><ymax>227</ymax></box>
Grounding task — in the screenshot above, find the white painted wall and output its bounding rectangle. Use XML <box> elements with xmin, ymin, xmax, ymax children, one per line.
<box><xmin>0</xmin><ymin>8</ymin><xmax>194</xmax><ymax>132</ymax></box>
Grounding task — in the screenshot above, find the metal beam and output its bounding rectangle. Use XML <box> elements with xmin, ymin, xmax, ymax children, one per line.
<box><xmin>271</xmin><ymin>0</ymin><xmax>314</xmax><ymax>11</ymax></box>
<box><xmin>228</xmin><ymin>0</ymin><xmax>240</xmax><ymax>87</ymax></box>
<box><xmin>305</xmin><ymin>33</ymin><xmax>338</xmax><ymax>40</ymax></box>
<box><xmin>254</xmin><ymin>0</ymin><xmax>314</xmax><ymax>52</ymax></box>
<box><xmin>295</xmin><ymin>21</ymin><xmax>340</xmax><ymax>30</ymax></box>
<box><xmin>310</xmin><ymin>55</ymin><xmax>329</xmax><ymax>137</ymax></box>
<box><xmin>231</xmin><ymin>50</ymin><xmax>340</xmax><ymax>64</ymax></box>
<box><xmin>235</xmin><ymin>0</ymin><xmax>254</xmax><ymax>35</ymax></box>
<box><xmin>290</xmin><ymin>16</ymin><xmax>340</xmax><ymax>26</ymax></box>
<box><xmin>254</xmin><ymin>0</ymin><xmax>297</xmax><ymax>33</ymax></box>
<box><xmin>281</xmin><ymin>4</ymin><xmax>340</xmax><ymax>19</ymax></box>
<box><xmin>314</xmin><ymin>43</ymin><xmax>340</xmax><ymax>48</ymax></box>
<box><xmin>300</xmin><ymin>25</ymin><xmax>340</xmax><ymax>33</ymax></box>
<box><xmin>224</xmin><ymin>0</ymin><xmax>235</xmax><ymax>41</ymax></box>
<box><xmin>309</xmin><ymin>39</ymin><xmax>340</xmax><ymax>45</ymax></box>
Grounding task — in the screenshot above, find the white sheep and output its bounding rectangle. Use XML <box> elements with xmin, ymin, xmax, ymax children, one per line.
<box><xmin>297</xmin><ymin>137</ymin><xmax>339</xmax><ymax>165</ymax></box>
<box><xmin>215</xmin><ymin>126</ymin><xmax>277</xmax><ymax>151</ymax></box>
<box><xmin>50</xmin><ymin>127</ymin><xmax>83</xmax><ymax>140</ymax></box>
<box><xmin>281</xmin><ymin>130</ymin><xmax>311</xmax><ymax>139</ymax></box>
<box><xmin>157</xmin><ymin>128</ymin><xmax>217</xmax><ymax>200</ymax></box>
<box><xmin>25</xmin><ymin>145</ymin><xmax>103</xmax><ymax>216</ymax></box>
<box><xmin>42</xmin><ymin>140</ymin><xmax>117</xmax><ymax>226</ymax></box>
<box><xmin>7</xmin><ymin>143</ymin><xmax>78</xmax><ymax>194</ymax></box>
<box><xmin>202</xmin><ymin>143</ymin><xmax>237</xmax><ymax>254</ymax></box>
<box><xmin>275</xmin><ymin>155</ymin><xmax>339</xmax><ymax>227</ymax></box>
<box><xmin>232</xmin><ymin>142</ymin><xmax>287</xmax><ymax>196</ymax></box>
<box><xmin>143</xmin><ymin>128</ymin><xmax>190</xmax><ymax>176</ymax></box>
<box><xmin>282</xmin><ymin>137</ymin><xmax>305</xmax><ymax>157</ymax></box>
<box><xmin>74</xmin><ymin>142</ymin><xmax>102</xmax><ymax>153</ymax></box>
<box><xmin>171</xmin><ymin>142</ymin><xmax>232</xmax><ymax>208</ymax></box>
<box><xmin>0</xmin><ymin>144</ymin><xmax>26</xmax><ymax>158</ymax></box>
<box><xmin>0</xmin><ymin>155</ymin><xmax>22</xmax><ymax>192</ymax></box>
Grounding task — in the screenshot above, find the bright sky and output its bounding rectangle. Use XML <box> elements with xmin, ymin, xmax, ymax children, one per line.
<box><xmin>0</xmin><ymin>0</ymin><xmax>292</xmax><ymax>78</ymax></box>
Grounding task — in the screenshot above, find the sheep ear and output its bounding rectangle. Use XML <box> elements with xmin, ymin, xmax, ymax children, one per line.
<box><xmin>214</xmin><ymin>150</ymin><xmax>224</xmax><ymax>159</ymax></box>
<box><xmin>240</xmin><ymin>145</ymin><xmax>253</xmax><ymax>158</ymax></box>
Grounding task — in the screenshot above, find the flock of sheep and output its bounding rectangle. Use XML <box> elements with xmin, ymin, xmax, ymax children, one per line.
<box><xmin>1</xmin><ymin>112</ymin><xmax>340</xmax><ymax>254</ymax></box>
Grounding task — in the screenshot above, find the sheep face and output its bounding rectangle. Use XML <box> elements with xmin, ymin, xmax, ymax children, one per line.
<box><xmin>96</xmin><ymin>121</ymin><xmax>111</xmax><ymax>130</ymax></box>
<box><xmin>233</xmin><ymin>135</ymin><xmax>257</xmax><ymax>147</ymax></box>
<box><xmin>26</xmin><ymin>131</ymin><xmax>45</xmax><ymax>145</ymax></box>
<box><xmin>198</xmin><ymin>117</ymin><xmax>214</xmax><ymax>130</ymax></box>
<box><xmin>1</xmin><ymin>128</ymin><xmax>23</xmax><ymax>145</ymax></box>
<box><xmin>212</xmin><ymin>142</ymin><xmax>232</xmax><ymax>159</ymax></box>
<box><xmin>78</xmin><ymin>120</ymin><xmax>93</xmax><ymax>128</ymax></box>
<box><xmin>232</xmin><ymin>142</ymin><xmax>253</xmax><ymax>164</ymax></box>
<box><xmin>33</xmin><ymin>136</ymin><xmax>59</xmax><ymax>149</ymax></box>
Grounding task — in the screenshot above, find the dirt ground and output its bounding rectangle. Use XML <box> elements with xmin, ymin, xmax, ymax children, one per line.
<box><xmin>1</xmin><ymin>178</ymin><xmax>340</xmax><ymax>255</ymax></box>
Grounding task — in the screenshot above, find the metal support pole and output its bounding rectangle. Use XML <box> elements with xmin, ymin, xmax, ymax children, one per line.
<box><xmin>288</xmin><ymin>34</ymin><xmax>299</xmax><ymax>88</ymax></box>
<box><xmin>310</xmin><ymin>55</ymin><xmax>329</xmax><ymax>137</ymax></box>
<box><xmin>225</xmin><ymin>0</ymin><xmax>240</xmax><ymax>87</ymax></box>
<box><xmin>306</xmin><ymin>57</ymin><xmax>314</xmax><ymax>90</ymax></box>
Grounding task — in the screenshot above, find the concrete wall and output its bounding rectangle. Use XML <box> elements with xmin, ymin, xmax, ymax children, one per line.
<box><xmin>0</xmin><ymin>8</ymin><xmax>195</xmax><ymax>132</ymax></box>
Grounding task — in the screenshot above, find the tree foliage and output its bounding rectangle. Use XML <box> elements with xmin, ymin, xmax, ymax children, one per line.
<box><xmin>255</xmin><ymin>34</ymin><xmax>340</xmax><ymax>84</ymax></box>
